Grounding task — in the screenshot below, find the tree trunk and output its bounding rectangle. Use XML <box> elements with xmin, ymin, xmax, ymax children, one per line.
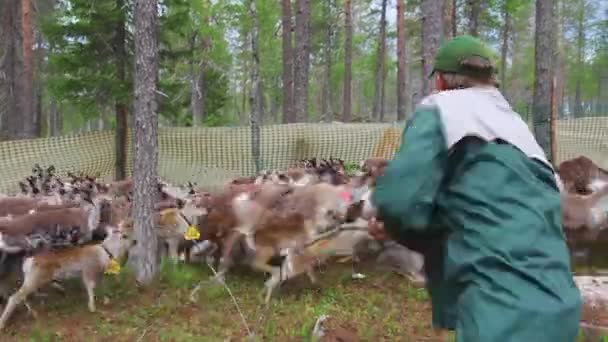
<box><xmin>33</xmin><ymin>27</ymin><xmax>47</xmax><ymax>137</ymax></box>
<box><xmin>20</xmin><ymin>0</ymin><xmax>36</xmax><ymax>138</ymax></box>
<box><xmin>191</xmin><ymin>3</ymin><xmax>210</xmax><ymax>127</ymax></box>
<box><xmin>294</xmin><ymin>0</ymin><xmax>311</xmax><ymax>122</ymax></box>
<box><xmin>190</xmin><ymin>35</ymin><xmax>203</xmax><ymax>126</ymax></box>
<box><xmin>320</xmin><ymin>0</ymin><xmax>334</xmax><ymax>122</ymax></box>
<box><xmin>342</xmin><ymin>0</ymin><xmax>352</xmax><ymax>122</ymax></box>
<box><xmin>281</xmin><ymin>0</ymin><xmax>295</xmax><ymax>123</ymax></box>
<box><xmin>466</xmin><ymin>0</ymin><xmax>480</xmax><ymax>36</ymax></box>
<box><xmin>499</xmin><ymin>0</ymin><xmax>511</xmax><ymax>96</ymax></box>
<box><xmin>249</xmin><ymin>0</ymin><xmax>262</xmax><ymax>173</ymax></box>
<box><xmin>270</xmin><ymin>89</ymin><xmax>280</xmax><ymax>123</ymax></box>
<box><xmin>48</xmin><ymin>101</ymin><xmax>61</xmax><ymax>136</ymax></box>
<box><xmin>451</xmin><ymin>0</ymin><xmax>457</xmax><ymax>37</ymax></box>
<box><xmin>35</xmin><ymin>81</ymin><xmax>42</xmax><ymax>135</ymax></box>
<box><xmin>113</xmin><ymin>0</ymin><xmax>128</xmax><ymax>180</ymax></box>
<box><xmin>443</xmin><ymin>0</ymin><xmax>454</xmax><ymax>40</ymax></box>
<box><xmin>396</xmin><ymin>0</ymin><xmax>407</xmax><ymax>121</ymax></box>
<box><xmin>574</xmin><ymin>4</ymin><xmax>585</xmax><ymax>118</ymax></box>
<box><xmin>532</xmin><ymin>0</ymin><xmax>555</xmax><ymax>158</ymax></box>
<box><xmin>372</xmin><ymin>0</ymin><xmax>388</xmax><ymax>122</ymax></box>
<box><xmin>555</xmin><ymin>0</ymin><xmax>566</xmax><ymax>117</ymax></box>
<box><xmin>421</xmin><ymin>0</ymin><xmax>443</xmax><ymax>97</ymax></box>
<box><xmin>1</xmin><ymin>1</ymin><xmax>19</xmax><ymax>140</ymax></box>
<box><xmin>599</xmin><ymin>72</ymin><xmax>608</xmax><ymax>116</ymax></box>
<box><xmin>132</xmin><ymin>0</ymin><xmax>159</xmax><ymax>286</ymax></box>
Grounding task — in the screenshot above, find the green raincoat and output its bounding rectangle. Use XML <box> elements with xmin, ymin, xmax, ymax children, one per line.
<box><xmin>372</xmin><ymin>87</ymin><xmax>581</xmax><ymax>342</ymax></box>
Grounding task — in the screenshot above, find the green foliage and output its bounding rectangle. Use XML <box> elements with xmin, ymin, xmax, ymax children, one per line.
<box><xmin>157</xmin><ymin>0</ymin><xmax>232</xmax><ymax>125</ymax></box>
<box><xmin>34</xmin><ymin>0</ymin><xmax>606</xmax><ymax>133</ymax></box>
<box><xmin>40</xmin><ymin>0</ymin><xmax>133</xmax><ymax>122</ymax></box>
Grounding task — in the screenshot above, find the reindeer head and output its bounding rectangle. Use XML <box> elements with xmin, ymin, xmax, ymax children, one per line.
<box><xmin>103</xmin><ymin>223</ymin><xmax>137</xmax><ymax>261</ymax></box>
<box><xmin>18</xmin><ymin>181</ymin><xmax>30</xmax><ymax>195</ymax></box>
<box><xmin>32</xmin><ymin>164</ymin><xmax>43</xmax><ymax>179</ymax></box>
<box><xmin>25</xmin><ymin>176</ymin><xmax>40</xmax><ymax>196</ymax></box>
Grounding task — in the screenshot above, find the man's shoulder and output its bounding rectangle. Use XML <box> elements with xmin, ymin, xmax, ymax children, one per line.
<box><xmin>419</xmin><ymin>87</ymin><xmax>495</xmax><ymax>109</ymax></box>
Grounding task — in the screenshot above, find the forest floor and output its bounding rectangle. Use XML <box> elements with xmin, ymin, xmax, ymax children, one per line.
<box><xmin>3</xmin><ymin>259</ymin><xmax>607</xmax><ymax>341</ymax></box>
<box><xmin>1</xmin><ymin>260</ymin><xmax>452</xmax><ymax>341</ymax></box>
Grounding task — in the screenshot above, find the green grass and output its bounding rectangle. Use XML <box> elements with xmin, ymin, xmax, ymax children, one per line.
<box><xmin>1</xmin><ymin>260</ymin><xmax>447</xmax><ymax>341</ymax></box>
<box><xmin>4</xmin><ymin>259</ymin><xmax>605</xmax><ymax>341</ymax></box>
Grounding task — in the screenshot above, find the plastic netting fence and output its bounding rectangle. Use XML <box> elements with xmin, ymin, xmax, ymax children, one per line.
<box><xmin>0</xmin><ymin>118</ymin><xmax>606</xmax><ymax>194</ymax></box>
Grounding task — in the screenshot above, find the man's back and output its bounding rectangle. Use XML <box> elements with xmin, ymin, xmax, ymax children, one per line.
<box><xmin>432</xmin><ymin>136</ymin><xmax>581</xmax><ymax>341</ymax></box>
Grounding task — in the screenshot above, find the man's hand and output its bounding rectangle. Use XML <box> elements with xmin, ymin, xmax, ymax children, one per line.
<box><xmin>368</xmin><ymin>217</ymin><xmax>388</xmax><ymax>241</ymax></box>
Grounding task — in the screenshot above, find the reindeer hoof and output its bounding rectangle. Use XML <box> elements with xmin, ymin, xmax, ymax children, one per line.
<box><xmin>351</xmin><ymin>273</ymin><xmax>366</xmax><ymax>280</ymax></box>
<box><xmin>337</xmin><ymin>256</ymin><xmax>352</xmax><ymax>263</ymax></box>
<box><xmin>30</xmin><ymin>308</ymin><xmax>39</xmax><ymax>319</ymax></box>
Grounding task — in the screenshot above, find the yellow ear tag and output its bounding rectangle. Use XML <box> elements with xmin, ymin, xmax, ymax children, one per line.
<box><xmin>184</xmin><ymin>225</ymin><xmax>200</xmax><ymax>241</ymax></box>
<box><xmin>105</xmin><ymin>259</ymin><xmax>121</xmax><ymax>275</ymax></box>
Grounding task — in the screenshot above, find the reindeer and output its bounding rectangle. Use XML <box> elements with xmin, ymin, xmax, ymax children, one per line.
<box><xmin>0</xmin><ymin>222</ymin><xmax>136</xmax><ymax>331</ymax></box>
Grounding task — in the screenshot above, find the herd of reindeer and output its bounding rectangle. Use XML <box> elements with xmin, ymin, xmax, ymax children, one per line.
<box><xmin>0</xmin><ymin>155</ymin><xmax>606</xmax><ymax>331</ymax></box>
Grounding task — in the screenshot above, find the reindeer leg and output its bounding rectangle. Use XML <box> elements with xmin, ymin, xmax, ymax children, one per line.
<box><xmin>306</xmin><ymin>267</ymin><xmax>317</xmax><ymax>284</ymax></box>
<box><xmin>264</xmin><ymin>269</ymin><xmax>282</xmax><ymax>305</ymax></box>
<box><xmin>0</xmin><ymin>274</ymin><xmax>42</xmax><ymax>331</ymax></box>
<box><xmin>51</xmin><ymin>280</ymin><xmax>66</xmax><ymax>295</ymax></box>
<box><xmin>82</xmin><ymin>271</ymin><xmax>97</xmax><ymax>313</ymax></box>
<box><xmin>251</xmin><ymin>248</ymin><xmax>278</xmax><ymax>275</ymax></box>
<box><xmin>0</xmin><ymin>252</ymin><xmax>7</xmax><ymax>267</ymax></box>
<box><xmin>24</xmin><ymin>300</ymin><xmax>37</xmax><ymax>319</ymax></box>
<box><xmin>167</xmin><ymin>239</ymin><xmax>180</xmax><ymax>263</ymax></box>
<box><xmin>183</xmin><ymin>243</ymin><xmax>192</xmax><ymax>264</ymax></box>
<box><xmin>213</xmin><ymin>232</ymin><xmax>243</xmax><ymax>282</ymax></box>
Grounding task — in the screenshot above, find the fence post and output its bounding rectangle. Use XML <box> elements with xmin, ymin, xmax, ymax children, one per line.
<box><xmin>550</xmin><ymin>76</ymin><xmax>557</xmax><ymax>166</ymax></box>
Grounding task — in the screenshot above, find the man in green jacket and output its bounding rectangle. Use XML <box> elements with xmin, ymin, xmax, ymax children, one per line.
<box><xmin>369</xmin><ymin>35</ymin><xmax>581</xmax><ymax>341</ymax></box>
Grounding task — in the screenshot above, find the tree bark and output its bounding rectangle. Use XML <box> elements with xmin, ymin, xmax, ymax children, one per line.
<box><xmin>281</xmin><ymin>0</ymin><xmax>295</xmax><ymax>123</ymax></box>
<box><xmin>443</xmin><ymin>0</ymin><xmax>454</xmax><ymax>40</ymax></box>
<box><xmin>396</xmin><ymin>0</ymin><xmax>407</xmax><ymax>121</ymax></box>
<box><xmin>114</xmin><ymin>0</ymin><xmax>128</xmax><ymax>181</ymax></box>
<box><xmin>190</xmin><ymin>35</ymin><xmax>203</xmax><ymax>126</ymax></box>
<box><xmin>249</xmin><ymin>0</ymin><xmax>262</xmax><ymax>173</ymax></box>
<box><xmin>532</xmin><ymin>0</ymin><xmax>556</xmax><ymax>158</ymax></box>
<box><xmin>294</xmin><ymin>0</ymin><xmax>311</xmax><ymax>122</ymax></box>
<box><xmin>20</xmin><ymin>0</ymin><xmax>36</xmax><ymax>138</ymax></box>
<box><xmin>574</xmin><ymin>3</ymin><xmax>585</xmax><ymax>118</ymax></box>
<box><xmin>342</xmin><ymin>0</ymin><xmax>353</xmax><ymax>122</ymax></box>
<box><xmin>191</xmin><ymin>3</ymin><xmax>210</xmax><ymax>127</ymax></box>
<box><xmin>320</xmin><ymin>0</ymin><xmax>334</xmax><ymax>122</ymax></box>
<box><xmin>132</xmin><ymin>0</ymin><xmax>159</xmax><ymax>286</ymax></box>
<box><xmin>372</xmin><ymin>0</ymin><xmax>388</xmax><ymax>122</ymax></box>
<box><xmin>1</xmin><ymin>0</ymin><xmax>19</xmax><ymax>139</ymax></box>
<box><xmin>451</xmin><ymin>0</ymin><xmax>457</xmax><ymax>37</ymax></box>
<box><xmin>555</xmin><ymin>0</ymin><xmax>566</xmax><ymax>117</ymax></box>
<box><xmin>499</xmin><ymin>0</ymin><xmax>511</xmax><ymax>96</ymax></box>
<box><xmin>466</xmin><ymin>0</ymin><xmax>480</xmax><ymax>36</ymax></box>
<box><xmin>421</xmin><ymin>0</ymin><xmax>443</xmax><ymax>97</ymax></box>
<box><xmin>48</xmin><ymin>101</ymin><xmax>61</xmax><ymax>136</ymax></box>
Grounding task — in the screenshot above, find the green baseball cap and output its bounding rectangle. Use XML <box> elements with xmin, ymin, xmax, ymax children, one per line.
<box><xmin>430</xmin><ymin>35</ymin><xmax>497</xmax><ymax>78</ymax></box>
